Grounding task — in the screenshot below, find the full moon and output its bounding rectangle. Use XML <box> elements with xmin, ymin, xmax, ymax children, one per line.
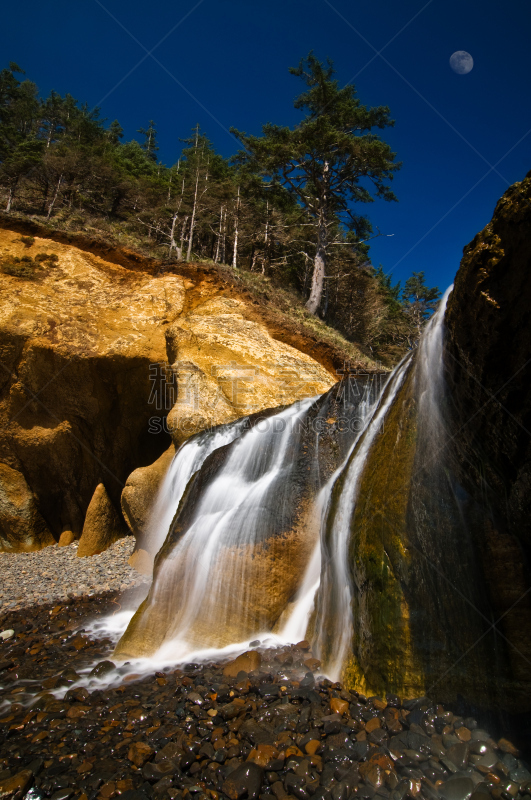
<box><xmin>450</xmin><ymin>51</ymin><xmax>474</xmax><ymax>74</ymax></box>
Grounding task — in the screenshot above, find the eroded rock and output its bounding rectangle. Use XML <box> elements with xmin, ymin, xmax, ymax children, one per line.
<box><xmin>77</xmin><ymin>483</ymin><xmax>126</xmax><ymax>557</ymax></box>
<box><xmin>0</xmin><ymin>463</ymin><xmax>54</xmax><ymax>552</ymax></box>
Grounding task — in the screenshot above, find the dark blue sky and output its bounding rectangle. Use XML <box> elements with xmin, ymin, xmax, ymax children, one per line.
<box><xmin>3</xmin><ymin>0</ymin><xmax>530</xmax><ymax>293</ymax></box>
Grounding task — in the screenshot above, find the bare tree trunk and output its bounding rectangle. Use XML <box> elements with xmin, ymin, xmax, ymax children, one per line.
<box><xmin>186</xmin><ymin>166</ymin><xmax>200</xmax><ymax>261</ymax></box>
<box><xmin>232</xmin><ymin>185</ymin><xmax>240</xmax><ymax>269</ymax></box>
<box><xmin>6</xmin><ymin>185</ymin><xmax>15</xmax><ymax>213</ymax></box>
<box><xmin>221</xmin><ymin>208</ymin><xmax>226</xmax><ymax>264</ymax></box>
<box><xmin>169</xmin><ymin>212</ymin><xmax>179</xmax><ymax>257</ymax></box>
<box><xmin>169</xmin><ymin>181</ymin><xmax>185</xmax><ymax>258</ymax></box>
<box><xmin>180</xmin><ymin>216</ymin><xmax>189</xmax><ymax>258</ymax></box>
<box><xmin>214</xmin><ymin>205</ymin><xmax>224</xmax><ymax>263</ymax></box>
<box><xmin>167</xmin><ymin>173</ymin><xmax>172</xmax><ymax>204</ymax></box>
<box><xmin>306</xmin><ymin>161</ymin><xmax>329</xmax><ymax>315</ymax></box>
<box><xmin>46</xmin><ymin>174</ymin><xmax>63</xmax><ymax>221</ymax></box>
<box><xmin>306</xmin><ymin>208</ymin><xmax>327</xmax><ymax>315</ymax></box>
<box><xmin>262</xmin><ymin>200</ymin><xmax>269</xmax><ymax>274</ymax></box>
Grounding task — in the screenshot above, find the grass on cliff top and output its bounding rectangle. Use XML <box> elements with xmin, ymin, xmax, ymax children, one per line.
<box><xmin>211</xmin><ymin>263</ymin><xmax>379</xmax><ymax>369</ymax></box>
<box><xmin>1</xmin><ymin>210</ymin><xmax>380</xmax><ymax>371</ymax></box>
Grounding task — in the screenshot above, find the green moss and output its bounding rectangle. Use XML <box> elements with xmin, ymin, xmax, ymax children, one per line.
<box><xmin>2</xmin><ymin>255</ymin><xmax>36</xmax><ymax>279</ymax></box>
<box><xmin>344</xmin><ymin>364</ymin><xmax>425</xmax><ymax>696</ymax></box>
<box><xmin>35</xmin><ymin>252</ymin><xmax>59</xmax><ymax>265</ymax></box>
<box><xmin>18</xmin><ymin>235</ymin><xmax>35</xmax><ymax>248</ymax></box>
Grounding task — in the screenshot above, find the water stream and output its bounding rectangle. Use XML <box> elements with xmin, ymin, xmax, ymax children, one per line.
<box><xmin>144</xmin><ymin>420</ymin><xmax>248</xmax><ymax>559</ymax></box>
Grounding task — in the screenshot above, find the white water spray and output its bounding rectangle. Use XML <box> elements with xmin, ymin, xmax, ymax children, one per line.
<box><xmin>144</xmin><ymin>421</ymin><xmax>248</xmax><ymax>560</ymax></box>
<box><xmin>142</xmin><ymin>397</ymin><xmax>318</xmax><ymax>661</ymax></box>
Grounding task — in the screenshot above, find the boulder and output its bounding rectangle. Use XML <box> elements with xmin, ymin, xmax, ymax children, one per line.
<box><xmin>58</xmin><ymin>529</ymin><xmax>75</xmax><ymax>547</ymax></box>
<box><xmin>164</xmin><ymin>296</ymin><xmax>335</xmax><ymax>446</ymax></box>
<box><xmin>77</xmin><ymin>483</ymin><xmax>126</xmax><ymax>557</ymax></box>
<box><xmin>121</xmin><ymin>444</ymin><xmax>174</xmax><ymax>550</ymax></box>
<box><xmin>128</xmin><ymin>548</ymin><xmax>153</xmax><ymax>575</ymax></box>
<box><xmin>0</xmin><ymin>462</ymin><xmax>54</xmax><ymax>552</ymax></box>
<box><xmin>223</xmin><ymin>651</ymin><xmax>262</xmax><ymax>678</ymax></box>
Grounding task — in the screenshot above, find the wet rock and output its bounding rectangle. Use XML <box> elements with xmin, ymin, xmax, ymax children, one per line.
<box><xmin>322</xmin><ymin>715</ymin><xmax>342</xmax><ymax>735</ymax></box>
<box><xmin>445</xmin><ymin>743</ymin><xmax>470</xmax><ymax>770</ymax></box>
<box><xmin>330</xmin><ymin>698</ymin><xmax>349</xmax><ymax>716</ymax></box>
<box><xmin>222</xmin><ymin>762</ymin><xmax>264</xmax><ymax>800</ymax></box>
<box><xmin>498</xmin><ymin>739</ymin><xmax>520</xmax><ymax>757</ymax></box>
<box><xmin>0</xmin><ymin>768</ymin><xmax>33</xmax><ymax>798</ymax></box>
<box><xmin>89</xmin><ymin>660</ymin><xmax>116</xmax><ymax>679</ymax></box>
<box><xmin>142</xmin><ymin>758</ymin><xmax>181</xmax><ymax>782</ymax></box>
<box><xmin>247</xmin><ymin>744</ymin><xmax>279</xmax><ymax>768</ymax></box>
<box><xmin>128</xmin><ymin>742</ymin><xmax>154</xmax><ymax>767</ymax></box>
<box><xmin>223</xmin><ymin>651</ymin><xmax>262</xmax><ymax>678</ymax></box>
<box><xmin>359</xmin><ymin>763</ymin><xmax>384</xmax><ymax>790</ymax></box>
<box><xmin>438</xmin><ymin>777</ymin><xmax>475</xmax><ymax>800</ymax></box>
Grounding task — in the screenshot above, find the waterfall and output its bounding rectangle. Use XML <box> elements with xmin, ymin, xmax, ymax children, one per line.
<box><xmin>126</xmin><ymin>396</ymin><xmax>319</xmax><ymax>661</ymax></box>
<box><xmin>278</xmin><ymin>377</ymin><xmax>383</xmax><ymax>644</ymax></box>
<box><xmin>144</xmin><ymin>421</ymin><xmax>248</xmax><ymax>559</ymax></box>
<box><xmin>116</xmin><ymin>289</ymin><xmax>456</xmax><ymax>680</ymax></box>
<box><xmin>283</xmin><ymin>288</ymin><xmax>454</xmax><ymax>680</ymax></box>
<box><xmin>314</xmin><ymin>359</ymin><xmax>411</xmax><ymax>677</ymax></box>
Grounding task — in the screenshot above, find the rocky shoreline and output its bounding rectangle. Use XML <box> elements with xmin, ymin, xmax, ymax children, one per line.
<box><xmin>0</xmin><ymin>594</ymin><xmax>529</xmax><ymax>800</ymax></box>
<box><xmin>0</xmin><ymin>538</ymin><xmax>150</xmax><ymax>614</ymax></box>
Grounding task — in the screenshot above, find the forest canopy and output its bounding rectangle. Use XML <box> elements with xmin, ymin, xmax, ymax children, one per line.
<box><xmin>0</xmin><ymin>58</ymin><xmax>440</xmax><ymax>360</ymax></box>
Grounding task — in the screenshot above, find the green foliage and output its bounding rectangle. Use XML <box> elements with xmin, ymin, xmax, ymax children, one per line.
<box><xmin>2</xmin><ymin>254</ymin><xmax>35</xmax><ymax>278</ymax></box>
<box><xmin>19</xmin><ymin>235</ymin><xmax>34</xmax><ymax>247</ymax></box>
<box><xmin>0</xmin><ymin>60</ymin><xmax>437</xmax><ymax>363</ymax></box>
<box><xmin>231</xmin><ymin>52</ymin><xmax>400</xmax><ymax>314</ymax></box>
<box><xmin>402</xmin><ymin>271</ymin><xmax>441</xmax><ymax>343</ymax></box>
<box><xmin>35</xmin><ymin>252</ymin><xmax>59</xmax><ymax>264</ymax></box>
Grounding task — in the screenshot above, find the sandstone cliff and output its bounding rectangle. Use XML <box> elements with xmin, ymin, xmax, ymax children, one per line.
<box><xmin>0</xmin><ymin>224</ymin><xmax>339</xmax><ymax>552</ymax></box>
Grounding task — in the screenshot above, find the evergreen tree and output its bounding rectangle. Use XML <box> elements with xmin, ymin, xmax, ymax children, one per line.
<box><xmin>402</xmin><ymin>271</ymin><xmax>441</xmax><ymax>343</ymax></box>
<box><xmin>0</xmin><ymin>63</ymin><xmax>41</xmax><ymax>210</ymax></box>
<box><xmin>232</xmin><ymin>52</ymin><xmax>400</xmax><ymax>315</ymax></box>
<box><xmin>107</xmin><ymin>119</ymin><xmax>124</xmax><ymax>145</ymax></box>
<box><xmin>138</xmin><ymin>120</ymin><xmax>159</xmax><ymax>161</ymax></box>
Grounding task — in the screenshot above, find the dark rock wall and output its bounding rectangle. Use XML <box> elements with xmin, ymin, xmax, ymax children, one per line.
<box><xmin>444</xmin><ymin>171</ymin><xmax>531</xmax><ymax>705</ymax></box>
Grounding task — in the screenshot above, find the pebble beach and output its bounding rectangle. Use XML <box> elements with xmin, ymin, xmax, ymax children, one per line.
<box><xmin>0</xmin><ymin>539</ymin><xmax>529</xmax><ymax>800</ymax></box>
<box><xmin>0</xmin><ymin>537</ymin><xmax>150</xmax><ymax>614</ymax></box>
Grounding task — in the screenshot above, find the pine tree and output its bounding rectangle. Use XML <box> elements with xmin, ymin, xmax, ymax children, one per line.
<box><xmin>402</xmin><ymin>271</ymin><xmax>441</xmax><ymax>343</ymax></box>
<box><xmin>232</xmin><ymin>52</ymin><xmax>400</xmax><ymax>315</ymax></box>
<box><xmin>0</xmin><ymin>63</ymin><xmax>41</xmax><ymax>211</ymax></box>
<box><xmin>137</xmin><ymin>120</ymin><xmax>159</xmax><ymax>161</ymax></box>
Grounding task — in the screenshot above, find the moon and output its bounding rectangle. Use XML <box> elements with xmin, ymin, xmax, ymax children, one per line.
<box><xmin>450</xmin><ymin>51</ymin><xmax>474</xmax><ymax>74</ymax></box>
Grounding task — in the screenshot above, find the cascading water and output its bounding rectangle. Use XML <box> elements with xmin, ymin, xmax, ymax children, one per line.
<box><xmin>278</xmin><ymin>377</ymin><xmax>384</xmax><ymax>644</ymax></box>
<box><xmin>144</xmin><ymin>420</ymin><xmax>248</xmax><ymax>560</ymax></box>
<box><xmin>283</xmin><ymin>288</ymin><xmax>454</xmax><ymax>681</ymax></box>
<box><xmin>116</xmin><ymin>397</ymin><xmax>322</xmax><ymax>659</ymax></box>
<box><xmin>312</xmin><ymin>358</ymin><xmax>412</xmax><ymax>678</ymax></box>
<box><xmin>116</xmin><ymin>289</ymin><xmax>461</xmax><ymax>689</ymax></box>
